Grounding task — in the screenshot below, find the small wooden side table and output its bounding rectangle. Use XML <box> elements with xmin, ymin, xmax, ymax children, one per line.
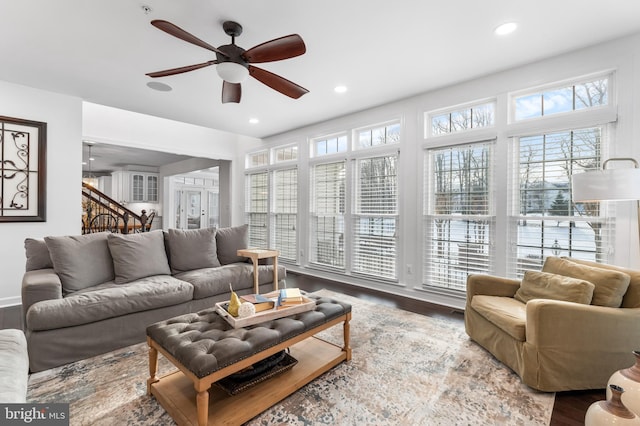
<box><xmin>237</xmin><ymin>248</ymin><xmax>280</xmax><ymax>294</ymax></box>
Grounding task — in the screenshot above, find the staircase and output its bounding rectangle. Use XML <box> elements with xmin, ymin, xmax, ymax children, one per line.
<box><xmin>82</xmin><ymin>182</ymin><xmax>154</xmax><ymax>234</ymax></box>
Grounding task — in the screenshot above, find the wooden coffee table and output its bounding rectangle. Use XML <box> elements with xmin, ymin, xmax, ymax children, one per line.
<box><xmin>146</xmin><ymin>300</ymin><xmax>351</xmax><ymax>426</ymax></box>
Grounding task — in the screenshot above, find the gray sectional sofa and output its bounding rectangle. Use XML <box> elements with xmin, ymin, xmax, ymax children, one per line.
<box><xmin>21</xmin><ymin>225</ymin><xmax>286</xmax><ymax>372</ymax></box>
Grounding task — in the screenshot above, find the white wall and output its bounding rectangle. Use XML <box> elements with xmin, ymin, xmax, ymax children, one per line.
<box><xmin>256</xmin><ymin>31</ymin><xmax>640</xmax><ymax>308</ymax></box>
<box><xmin>83</xmin><ymin>103</ymin><xmax>262</xmax><ymax>228</ymax></box>
<box><xmin>0</xmin><ymin>81</ymin><xmax>82</xmax><ymax>306</ymax></box>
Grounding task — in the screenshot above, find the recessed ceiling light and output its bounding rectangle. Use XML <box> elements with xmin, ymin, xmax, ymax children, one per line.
<box><xmin>495</xmin><ymin>22</ymin><xmax>517</xmax><ymax>36</ymax></box>
<box><xmin>249</xmin><ymin>118</ymin><xmax>259</xmax><ymax>124</ymax></box>
<box><xmin>334</xmin><ymin>85</ymin><xmax>347</xmax><ymax>93</ymax></box>
<box><xmin>82</xmin><ymin>161</ymin><xmax>87</xmax><ymax>165</ymax></box>
<box><xmin>147</xmin><ymin>81</ymin><xmax>173</xmax><ymax>92</ymax></box>
<box><xmin>89</xmin><ymin>157</ymin><xmax>95</xmax><ymax>161</ymax></box>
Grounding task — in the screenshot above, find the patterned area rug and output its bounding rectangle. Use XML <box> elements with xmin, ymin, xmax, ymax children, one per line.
<box><xmin>27</xmin><ymin>290</ymin><xmax>555</xmax><ymax>425</ymax></box>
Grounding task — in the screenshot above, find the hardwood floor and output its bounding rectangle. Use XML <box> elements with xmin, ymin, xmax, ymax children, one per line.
<box><xmin>289</xmin><ymin>272</ymin><xmax>603</xmax><ymax>425</ymax></box>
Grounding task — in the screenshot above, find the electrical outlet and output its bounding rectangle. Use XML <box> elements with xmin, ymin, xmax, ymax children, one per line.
<box><xmin>407</xmin><ymin>264</ymin><xmax>412</xmax><ymax>274</ymax></box>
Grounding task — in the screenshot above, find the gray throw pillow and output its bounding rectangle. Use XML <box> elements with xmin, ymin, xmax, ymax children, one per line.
<box><xmin>166</xmin><ymin>228</ymin><xmax>220</xmax><ymax>273</ymax></box>
<box><xmin>107</xmin><ymin>230</ymin><xmax>171</xmax><ymax>284</ymax></box>
<box><xmin>45</xmin><ymin>233</ymin><xmax>115</xmax><ymax>293</ymax></box>
<box><xmin>216</xmin><ymin>224</ymin><xmax>249</xmax><ymax>265</ymax></box>
<box><xmin>24</xmin><ymin>238</ymin><xmax>53</xmax><ymax>271</ymax></box>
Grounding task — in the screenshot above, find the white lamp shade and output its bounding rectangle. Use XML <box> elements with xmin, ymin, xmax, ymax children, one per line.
<box><xmin>216</xmin><ymin>62</ymin><xmax>249</xmax><ymax>84</ymax></box>
<box><xmin>572</xmin><ymin>168</ymin><xmax>640</xmax><ymax>202</ymax></box>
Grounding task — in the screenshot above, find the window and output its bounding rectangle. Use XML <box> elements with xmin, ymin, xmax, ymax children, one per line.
<box><xmin>273</xmin><ymin>145</ymin><xmax>297</xmax><ymax>163</ymax></box>
<box><xmin>245</xmin><ymin>172</ymin><xmax>268</xmax><ymax>247</ymax></box>
<box><xmin>423</xmin><ymin>142</ymin><xmax>494</xmax><ymax>291</ymax></box>
<box><xmin>310</xmin><ymin>161</ymin><xmax>346</xmax><ymax>268</ymax></box>
<box><xmin>352</xmin><ymin>155</ymin><xmax>398</xmax><ymax>279</ymax></box>
<box><xmin>355</xmin><ymin>122</ymin><xmax>400</xmax><ymax>150</ymax></box>
<box><xmin>247</xmin><ymin>151</ymin><xmax>269</xmax><ymax>168</ymax></box>
<box><xmin>429</xmin><ymin>102</ymin><xmax>495</xmax><ymax>137</ymax></box>
<box><xmin>311</xmin><ymin>134</ymin><xmax>348</xmax><ymax>157</ymax></box>
<box><xmin>511</xmin><ymin>127</ymin><xmax>611</xmax><ymax>275</ymax></box>
<box><xmin>513</xmin><ymin>76</ymin><xmax>609</xmax><ymax>121</ymax></box>
<box><xmin>273</xmin><ymin>168</ymin><xmax>297</xmax><ymax>261</ymax></box>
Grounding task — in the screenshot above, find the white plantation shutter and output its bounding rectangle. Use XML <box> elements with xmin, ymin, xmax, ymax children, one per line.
<box><xmin>273</xmin><ymin>168</ymin><xmax>297</xmax><ymax>261</ymax></box>
<box><xmin>245</xmin><ymin>172</ymin><xmax>268</xmax><ymax>248</ymax></box>
<box><xmin>510</xmin><ymin>127</ymin><xmax>613</xmax><ymax>276</ymax></box>
<box><xmin>352</xmin><ymin>155</ymin><xmax>398</xmax><ymax>279</ymax></box>
<box><xmin>310</xmin><ymin>161</ymin><xmax>346</xmax><ymax>268</ymax></box>
<box><xmin>423</xmin><ymin>141</ymin><xmax>495</xmax><ymax>291</ymax></box>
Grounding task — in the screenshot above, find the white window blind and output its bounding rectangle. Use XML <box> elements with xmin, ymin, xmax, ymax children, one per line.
<box><xmin>510</xmin><ymin>127</ymin><xmax>612</xmax><ymax>276</ymax></box>
<box><xmin>245</xmin><ymin>172</ymin><xmax>268</xmax><ymax>248</ymax></box>
<box><xmin>352</xmin><ymin>155</ymin><xmax>398</xmax><ymax>279</ymax></box>
<box><xmin>310</xmin><ymin>161</ymin><xmax>346</xmax><ymax>268</ymax></box>
<box><xmin>423</xmin><ymin>141</ymin><xmax>495</xmax><ymax>291</ymax></box>
<box><xmin>273</xmin><ymin>168</ymin><xmax>297</xmax><ymax>261</ymax></box>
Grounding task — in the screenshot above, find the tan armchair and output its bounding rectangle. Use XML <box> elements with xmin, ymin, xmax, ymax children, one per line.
<box><xmin>465</xmin><ymin>257</ymin><xmax>640</xmax><ymax>392</ymax></box>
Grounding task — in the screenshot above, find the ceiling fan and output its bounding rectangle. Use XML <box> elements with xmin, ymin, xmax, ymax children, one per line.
<box><xmin>146</xmin><ymin>19</ymin><xmax>309</xmax><ymax>104</ymax></box>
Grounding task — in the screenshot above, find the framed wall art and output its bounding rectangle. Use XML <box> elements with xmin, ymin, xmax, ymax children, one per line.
<box><xmin>0</xmin><ymin>115</ymin><xmax>47</xmax><ymax>222</ymax></box>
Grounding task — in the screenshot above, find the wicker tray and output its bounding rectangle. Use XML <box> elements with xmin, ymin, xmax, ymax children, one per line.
<box><xmin>215</xmin><ymin>351</ymin><xmax>298</xmax><ymax>395</ymax></box>
<box><xmin>215</xmin><ymin>293</ymin><xmax>316</xmax><ymax>329</ymax></box>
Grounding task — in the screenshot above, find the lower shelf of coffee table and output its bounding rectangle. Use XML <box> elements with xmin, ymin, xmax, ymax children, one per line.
<box><xmin>150</xmin><ymin>336</ymin><xmax>347</xmax><ymax>426</ymax></box>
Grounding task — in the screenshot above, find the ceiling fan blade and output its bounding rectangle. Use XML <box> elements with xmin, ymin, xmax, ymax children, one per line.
<box><xmin>243</xmin><ymin>34</ymin><xmax>306</xmax><ymax>63</ymax></box>
<box><xmin>249</xmin><ymin>66</ymin><xmax>309</xmax><ymax>99</ymax></box>
<box><xmin>151</xmin><ymin>20</ymin><xmax>228</xmax><ymax>57</ymax></box>
<box><xmin>222</xmin><ymin>81</ymin><xmax>241</xmax><ymax>103</ymax></box>
<box><xmin>146</xmin><ymin>61</ymin><xmax>217</xmax><ymax>78</ymax></box>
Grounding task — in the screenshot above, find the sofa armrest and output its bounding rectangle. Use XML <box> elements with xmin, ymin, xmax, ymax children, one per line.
<box><xmin>465</xmin><ymin>274</ymin><xmax>520</xmax><ymax>306</ymax></box>
<box><xmin>526</xmin><ymin>299</ymin><xmax>640</xmax><ymax>349</ymax></box>
<box><xmin>21</xmin><ymin>269</ymin><xmax>63</xmax><ymax>322</ymax></box>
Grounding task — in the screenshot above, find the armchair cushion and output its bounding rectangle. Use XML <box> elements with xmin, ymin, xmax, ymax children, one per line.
<box><xmin>107</xmin><ymin>230</ymin><xmax>171</xmax><ymax>284</ymax></box>
<box><xmin>471</xmin><ymin>295</ymin><xmax>526</xmax><ymax>341</ymax></box>
<box><xmin>514</xmin><ymin>270</ymin><xmax>595</xmax><ymax>305</ymax></box>
<box><xmin>543</xmin><ymin>256</ymin><xmax>630</xmax><ymax>308</ymax></box>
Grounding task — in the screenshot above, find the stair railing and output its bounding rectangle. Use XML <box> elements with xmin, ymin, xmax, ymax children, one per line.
<box><xmin>82</xmin><ymin>182</ymin><xmax>147</xmax><ymax>234</ymax></box>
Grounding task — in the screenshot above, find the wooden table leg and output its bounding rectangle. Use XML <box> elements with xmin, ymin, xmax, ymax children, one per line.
<box><xmin>196</xmin><ymin>389</ymin><xmax>209</xmax><ymax>426</ymax></box>
<box><xmin>343</xmin><ymin>313</ymin><xmax>352</xmax><ymax>361</ymax></box>
<box><xmin>147</xmin><ymin>341</ymin><xmax>159</xmax><ymax>395</ymax></box>
<box><xmin>251</xmin><ymin>256</ymin><xmax>259</xmax><ymax>294</ymax></box>
<box><xmin>273</xmin><ymin>255</ymin><xmax>279</xmax><ymax>291</ymax></box>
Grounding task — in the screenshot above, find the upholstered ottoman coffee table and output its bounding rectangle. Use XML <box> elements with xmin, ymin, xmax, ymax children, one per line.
<box><xmin>146</xmin><ymin>295</ymin><xmax>352</xmax><ymax>426</ymax></box>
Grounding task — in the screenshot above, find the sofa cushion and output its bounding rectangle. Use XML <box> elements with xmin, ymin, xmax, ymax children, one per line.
<box><xmin>24</xmin><ymin>238</ymin><xmax>53</xmax><ymax>271</ymax></box>
<box><xmin>471</xmin><ymin>295</ymin><xmax>526</xmax><ymax>341</ymax></box>
<box><xmin>108</xmin><ymin>230</ymin><xmax>171</xmax><ymax>284</ymax></box>
<box><xmin>563</xmin><ymin>257</ymin><xmax>640</xmax><ymax>308</ymax></box>
<box><xmin>166</xmin><ymin>228</ymin><xmax>220</xmax><ymax>273</ymax></box>
<box><xmin>175</xmin><ymin>263</ymin><xmax>287</xmax><ymax>299</ymax></box>
<box><xmin>26</xmin><ymin>275</ymin><xmax>193</xmax><ymax>331</ymax></box>
<box><xmin>514</xmin><ymin>270</ymin><xmax>595</xmax><ymax>305</ymax></box>
<box><xmin>45</xmin><ymin>233</ymin><xmax>115</xmax><ymax>293</ymax></box>
<box><xmin>543</xmin><ymin>256</ymin><xmax>630</xmax><ymax>308</ymax></box>
<box><xmin>216</xmin><ymin>224</ymin><xmax>249</xmax><ymax>265</ymax></box>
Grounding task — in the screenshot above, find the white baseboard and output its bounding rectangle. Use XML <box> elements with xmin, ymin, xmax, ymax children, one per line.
<box><xmin>0</xmin><ymin>296</ymin><xmax>21</xmax><ymax>308</ymax></box>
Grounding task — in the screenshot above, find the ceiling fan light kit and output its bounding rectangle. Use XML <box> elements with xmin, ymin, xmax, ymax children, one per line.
<box><xmin>146</xmin><ymin>19</ymin><xmax>308</xmax><ymax>104</ymax></box>
<box><xmin>216</xmin><ymin>62</ymin><xmax>249</xmax><ymax>84</ymax></box>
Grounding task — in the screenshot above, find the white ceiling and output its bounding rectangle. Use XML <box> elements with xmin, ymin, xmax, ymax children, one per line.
<box><xmin>2</xmin><ymin>1</ymin><xmax>640</xmax><ymax>140</ymax></box>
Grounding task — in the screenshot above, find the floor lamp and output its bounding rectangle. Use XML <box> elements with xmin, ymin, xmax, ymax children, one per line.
<box><xmin>571</xmin><ymin>157</ymin><xmax>640</xmax><ymax>251</ymax></box>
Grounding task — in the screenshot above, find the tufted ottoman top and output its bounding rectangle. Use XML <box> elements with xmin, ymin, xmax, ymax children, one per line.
<box><xmin>146</xmin><ymin>295</ymin><xmax>351</xmax><ymax>378</ymax></box>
